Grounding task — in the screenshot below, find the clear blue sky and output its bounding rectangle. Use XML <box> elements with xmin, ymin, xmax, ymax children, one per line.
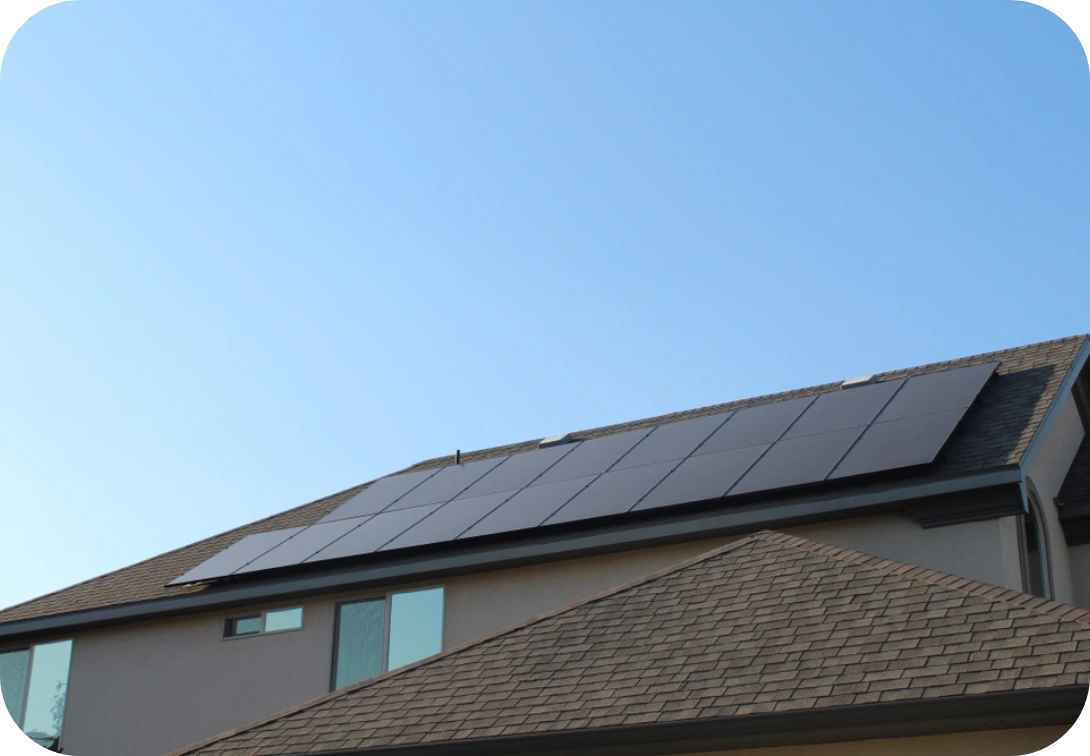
<box><xmin>1</xmin><ymin>0</ymin><xmax>1087</xmax><ymax>611</ymax></box>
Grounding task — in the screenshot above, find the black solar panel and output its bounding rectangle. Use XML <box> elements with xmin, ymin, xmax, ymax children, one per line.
<box><xmin>729</xmin><ymin>426</ymin><xmax>865</xmax><ymax>496</ymax></box>
<box><xmin>545</xmin><ymin>460</ymin><xmax>681</xmax><ymax>525</ymax></box>
<box><xmin>172</xmin><ymin>363</ymin><xmax>996</xmax><ymax>587</ymax></box>
<box><xmin>307</xmin><ymin>505</ymin><xmax>441</xmax><ymax>562</ymax></box>
<box><xmin>632</xmin><ymin>444</ymin><xmax>770</xmax><ymax>513</ymax></box>
<box><xmin>455</xmin><ymin>445</ymin><xmax>577</xmax><ymax>499</ymax></box>
<box><xmin>168</xmin><ymin>528</ymin><xmax>304</xmax><ymax>585</ymax></box>
<box><xmin>609</xmin><ymin>413</ymin><xmax>733</xmax><ymax>471</ymax></box>
<box><xmin>693</xmin><ymin>396</ymin><xmax>816</xmax><ymax>456</ymax></box>
<box><xmin>533</xmin><ymin>429</ymin><xmax>652</xmax><ymax>485</ymax></box>
<box><xmin>876</xmin><ymin>362</ymin><xmax>998</xmax><ymax>423</ymax></box>
<box><xmin>386</xmin><ymin>457</ymin><xmax>508</xmax><ymax>511</ymax></box>
<box><xmin>782</xmin><ymin>380</ymin><xmax>904</xmax><ymax>440</ymax></box>
<box><xmin>829</xmin><ymin>408</ymin><xmax>967</xmax><ymax>480</ymax></box>
<box><xmin>320</xmin><ymin>468</ymin><xmax>441</xmax><ymax>523</ymax></box>
<box><xmin>381</xmin><ymin>492</ymin><xmax>513</xmax><ymax>551</ymax></box>
<box><xmin>235</xmin><ymin>518</ymin><xmax>369</xmax><ymax>574</ymax></box>
<box><xmin>460</xmin><ymin>476</ymin><xmax>597</xmax><ymax>539</ymax></box>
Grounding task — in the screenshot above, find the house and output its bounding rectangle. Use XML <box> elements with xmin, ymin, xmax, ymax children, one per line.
<box><xmin>1</xmin><ymin>335</ymin><xmax>1089</xmax><ymax>756</ymax></box>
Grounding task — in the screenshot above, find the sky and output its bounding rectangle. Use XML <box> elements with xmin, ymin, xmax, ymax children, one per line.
<box><xmin>0</xmin><ymin>0</ymin><xmax>1088</xmax><ymax>611</ymax></box>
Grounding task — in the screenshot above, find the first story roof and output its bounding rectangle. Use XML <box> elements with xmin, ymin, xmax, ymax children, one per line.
<box><xmin>167</xmin><ymin>530</ymin><xmax>1090</xmax><ymax>756</ymax></box>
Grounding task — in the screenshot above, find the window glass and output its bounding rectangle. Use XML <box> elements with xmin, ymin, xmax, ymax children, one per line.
<box><xmin>0</xmin><ymin>649</ymin><xmax>30</xmax><ymax>727</ymax></box>
<box><xmin>226</xmin><ymin>616</ymin><xmax>262</xmax><ymax>637</ymax></box>
<box><xmin>388</xmin><ymin>588</ymin><xmax>444</xmax><ymax>671</ymax></box>
<box><xmin>21</xmin><ymin>640</ymin><xmax>72</xmax><ymax>748</ymax></box>
<box><xmin>335</xmin><ymin>599</ymin><xmax>386</xmax><ymax>689</ymax></box>
<box><xmin>264</xmin><ymin>607</ymin><xmax>303</xmax><ymax>633</ymax></box>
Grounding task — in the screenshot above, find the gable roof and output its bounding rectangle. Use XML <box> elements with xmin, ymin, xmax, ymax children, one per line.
<box><xmin>1</xmin><ymin>334</ymin><xmax>1086</xmax><ymax>629</ymax></box>
<box><xmin>166</xmin><ymin>530</ymin><xmax>1090</xmax><ymax>756</ymax></box>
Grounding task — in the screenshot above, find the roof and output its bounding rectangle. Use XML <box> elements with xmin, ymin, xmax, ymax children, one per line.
<box><xmin>1</xmin><ymin>334</ymin><xmax>1085</xmax><ymax>628</ymax></box>
<box><xmin>167</xmin><ymin>530</ymin><xmax>1090</xmax><ymax>756</ymax></box>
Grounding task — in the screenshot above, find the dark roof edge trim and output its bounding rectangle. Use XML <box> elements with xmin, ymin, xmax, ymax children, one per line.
<box><xmin>282</xmin><ymin>686</ymin><xmax>1089</xmax><ymax>756</ymax></box>
<box><xmin>0</xmin><ymin>468</ymin><xmax>1021</xmax><ymax>642</ymax></box>
<box><xmin>1020</xmin><ymin>336</ymin><xmax>1090</xmax><ymax>476</ymax></box>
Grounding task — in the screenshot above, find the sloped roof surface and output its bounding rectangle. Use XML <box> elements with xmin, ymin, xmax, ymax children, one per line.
<box><xmin>0</xmin><ymin>335</ymin><xmax>1085</xmax><ymax>627</ymax></box>
<box><xmin>168</xmin><ymin>531</ymin><xmax>1090</xmax><ymax>756</ymax></box>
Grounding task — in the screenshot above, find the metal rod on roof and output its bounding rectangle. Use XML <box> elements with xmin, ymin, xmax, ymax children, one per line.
<box><xmin>456</xmin><ymin>449</ymin><xmax>461</xmax><ymax>465</ymax></box>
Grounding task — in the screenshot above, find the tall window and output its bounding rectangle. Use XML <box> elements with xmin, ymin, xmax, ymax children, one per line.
<box><xmin>0</xmin><ymin>639</ymin><xmax>73</xmax><ymax>752</ymax></box>
<box><xmin>333</xmin><ymin>587</ymin><xmax>443</xmax><ymax>690</ymax></box>
<box><xmin>1022</xmin><ymin>493</ymin><xmax>1050</xmax><ymax>599</ymax></box>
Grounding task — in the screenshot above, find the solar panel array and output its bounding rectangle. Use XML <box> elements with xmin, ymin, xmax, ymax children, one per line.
<box><xmin>169</xmin><ymin>362</ymin><xmax>998</xmax><ymax>585</ymax></box>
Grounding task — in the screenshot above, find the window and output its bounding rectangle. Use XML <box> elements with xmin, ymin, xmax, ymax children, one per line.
<box><xmin>1022</xmin><ymin>493</ymin><xmax>1051</xmax><ymax>598</ymax></box>
<box><xmin>224</xmin><ymin>606</ymin><xmax>304</xmax><ymax>638</ymax></box>
<box><xmin>333</xmin><ymin>587</ymin><xmax>443</xmax><ymax>690</ymax></box>
<box><xmin>0</xmin><ymin>639</ymin><xmax>73</xmax><ymax>752</ymax></box>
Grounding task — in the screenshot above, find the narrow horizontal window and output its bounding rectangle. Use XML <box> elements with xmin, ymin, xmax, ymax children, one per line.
<box><xmin>222</xmin><ymin>606</ymin><xmax>304</xmax><ymax>639</ymax></box>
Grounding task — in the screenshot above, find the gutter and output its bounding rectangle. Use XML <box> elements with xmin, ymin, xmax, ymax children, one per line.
<box><xmin>0</xmin><ymin>468</ymin><xmax>1022</xmax><ymax>642</ymax></box>
<box><xmin>274</xmin><ymin>686</ymin><xmax>1089</xmax><ymax>756</ymax></box>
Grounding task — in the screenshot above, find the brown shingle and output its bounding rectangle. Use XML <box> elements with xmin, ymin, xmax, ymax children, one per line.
<box><xmin>165</xmin><ymin>530</ymin><xmax>1090</xmax><ymax>756</ymax></box>
<box><xmin>1</xmin><ymin>335</ymin><xmax>1085</xmax><ymax>628</ymax></box>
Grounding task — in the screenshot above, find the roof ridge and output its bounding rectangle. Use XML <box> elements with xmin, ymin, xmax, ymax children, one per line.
<box><xmin>406</xmin><ymin>334</ymin><xmax>1089</xmax><ymax>471</ymax></box>
<box><xmin>165</xmin><ymin>534</ymin><xmax>770</xmax><ymax>756</ymax></box>
<box><xmin>760</xmin><ymin>531</ymin><xmax>1090</xmax><ymax>625</ymax></box>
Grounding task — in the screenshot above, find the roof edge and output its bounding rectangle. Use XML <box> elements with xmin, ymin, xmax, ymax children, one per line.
<box><xmin>1019</xmin><ymin>335</ymin><xmax>1090</xmax><ymax>475</ymax></box>
<box><xmin>282</xmin><ymin>686</ymin><xmax>1090</xmax><ymax>756</ymax></box>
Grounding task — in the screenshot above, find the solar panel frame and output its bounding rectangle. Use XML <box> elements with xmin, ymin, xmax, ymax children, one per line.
<box><xmin>319</xmin><ymin>468</ymin><xmax>442</xmax><ymax>523</ymax></box>
<box><xmin>168</xmin><ymin>528</ymin><xmax>305</xmax><ymax>585</ymax></box>
<box><xmin>608</xmin><ymin>413</ymin><xmax>733</xmax><ymax>471</ymax></box>
<box><xmin>385</xmin><ymin>457</ymin><xmax>508</xmax><ymax>511</ymax></box>
<box><xmin>781</xmin><ymin>380</ymin><xmax>904</xmax><ymax>440</ymax></box>
<box><xmin>828</xmin><ymin>408</ymin><xmax>968</xmax><ymax>480</ymax></box>
<box><xmin>875</xmin><ymin>362</ymin><xmax>999</xmax><ymax>423</ymax></box>
<box><xmin>306</xmin><ymin>505</ymin><xmax>442</xmax><ymax>563</ymax></box>
<box><xmin>234</xmin><ymin>518</ymin><xmax>371</xmax><ymax>574</ymax></box>
<box><xmin>460</xmin><ymin>475</ymin><xmax>598</xmax><ymax>539</ymax></box>
<box><xmin>728</xmin><ymin>426</ymin><xmax>865</xmax><ymax>496</ymax></box>
<box><xmin>532</xmin><ymin>429</ymin><xmax>652</xmax><ymax>486</ymax></box>
<box><xmin>693</xmin><ymin>396</ymin><xmax>816</xmax><ymax>457</ymax></box>
<box><xmin>544</xmin><ymin>460</ymin><xmax>681</xmax><ymax>525</ymax></box>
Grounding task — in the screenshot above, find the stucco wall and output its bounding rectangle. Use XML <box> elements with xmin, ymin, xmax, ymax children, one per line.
<box><xmin>689</xmin><ymin>725</ymin><xmax>1072</xmax><ymax>756</ymax></box>
<box><xmin>1071</xmin><ymin>544</ymin><xmax>1090</xmax><ymax>610</ymax></box>
<box><xmin>1026</xmin><ymin>393</ymin><xmax>1086</xmax><ymax>605</ymax></box>
<box><xmin>50</xmin><ymin>509</ymin><xmax>1028</xmax><ymax>756</ymax></box>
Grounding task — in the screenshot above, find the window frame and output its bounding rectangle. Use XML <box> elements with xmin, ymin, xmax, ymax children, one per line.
<box><xmin>1018</xmin><ymin>488</ymin><xmax>1053</xmax><ymax>599</ymax></box>
<box><xmin>0</xmin><ymin>638</ymin><xmax>73</xmax><ymax>752</ymax></box>
<box><xmin>222</xmin><ymin>605</ymin><xmax>305</xmax><ymax>640</ymax></box>
<box><xmin>329</xmin><ymin>585</ymin><xmax>444</xmax><ymax>692</ymax></box>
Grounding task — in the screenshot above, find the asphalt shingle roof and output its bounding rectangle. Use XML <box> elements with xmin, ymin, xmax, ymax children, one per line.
<box><xmin>166</xmin><ymin>530</ymin><xmax>1090</xmax><ymax>756</ymax></box>
<box><xmin>1</xmin><ymin>335</ymin><xmax>1085</xmax><ymax>627</ymax></box>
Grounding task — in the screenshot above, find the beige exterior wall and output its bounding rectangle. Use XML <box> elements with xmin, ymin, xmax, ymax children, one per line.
<box><xmin>51</xmin><ymin>508</ymin><xmax>1029</xmax><ymax>756</ymax></box>
<box><xmin>1026</xmin><ymin>392</ymin><xmax>1086</xmax><ymax>606</ymax></box>
<box><xmin>1071</xmin><ymin>544</ymin><xmax>1090</xmax><ymax>610</ymax></box>
<box><xmin>688</xmin><ymin>725</ymin><xmax>1073</xmax><ymax>756</ymax></box>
